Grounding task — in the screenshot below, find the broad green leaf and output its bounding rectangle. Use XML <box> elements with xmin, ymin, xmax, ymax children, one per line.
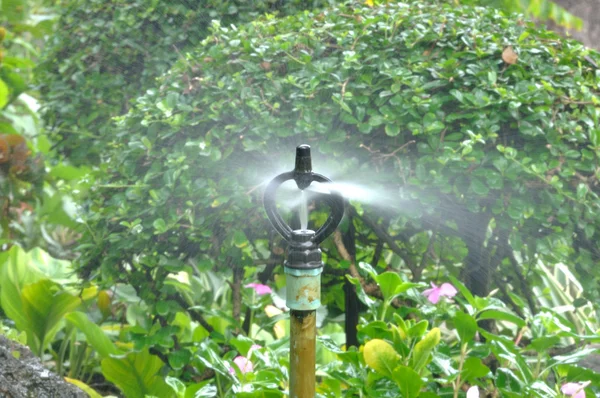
<box><xmin>363</xmin><ymin>339</ymin><xmax>401</xmax><ymax>378</ymax></box>
<box><xmin>454</xmin><ymin>311</ymin><xmax>477</xmax><ymax>343</ymax></box>
<box><xmin>165</xmin><ymin>376</ymin><xmax>186</xmax><ymax>398</ymax></box>
<box><xmin>527</xmin><ymin>336</ymin><xmax>561</xmax><ymax>353</ymax></box>
<box><xmin>392</xmin><ymin>365</ymin><xmax>423</xmax><ymax>397</ymax></box>
<box><xmin>375</xmin><ymin>272</ymin><xmax>402</xmax><ymax>302</ymax></box>
<box><xmin>153</xmin><ymin>218</ymin><xmax>167</xmax><ymax>233</ymax></box>
<box><xmin>477</xmin><ymin>309</ymin><xmax>525</xmax><ymax>328</ymax></box>
<box><xmin>20</xmin><ymin>280</ymin><xmax>81</xmax><ymax>353</ymax></box>
<box><xmin>66</xmin><ymin>311</ymin><xmax>120</xmax><ymax>358</ymax></box>
<box><xmin>385</xmin><ymin>124</ymin><xmax>400</xmax><ymax>137</ymax></box>
<box><xmin>408</xmin><ymin>320</ymin><xmax>428</xmax><ymax>339</ymax></box>
<box><xmin>375</xmin><ymin>272</ymin><xmax>419</xmax><ymax>304</ymax></box>
<box><xmin>101</xmin><ymin>350</ymin><xmax>175</xmax><ymax>398</ymax></box>
<box><xmin>412</xmin><ymin>328</ymin><xmax>441</xmax><ymax>373</ymax></box>
<box><xmin>461</xmin><ymin>357</ymin><xmax>490</xmax><ymax>381</ymax></box>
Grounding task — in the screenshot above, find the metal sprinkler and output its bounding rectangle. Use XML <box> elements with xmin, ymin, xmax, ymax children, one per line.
<box><xmin>264</xmin><ymin>144</ymin><xmax>344</xmax><ymax>398</ymax></box>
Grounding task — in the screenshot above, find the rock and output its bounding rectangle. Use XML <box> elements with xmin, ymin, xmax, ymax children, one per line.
<box><xmin>0</xmin><ymin>335</ymin><xmax>87</xmax><ymax>398</ymax></box>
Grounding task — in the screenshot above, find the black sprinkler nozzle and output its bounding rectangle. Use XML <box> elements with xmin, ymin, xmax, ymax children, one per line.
<box><xmin>263</xmin><ymin>144</ymin><xmax>345</xmax><ymax>250</ymax></box>
<box><xmin>294</xmin><ymin>144</ymin><xmax>313</xmax><ymax>190</ymax></box>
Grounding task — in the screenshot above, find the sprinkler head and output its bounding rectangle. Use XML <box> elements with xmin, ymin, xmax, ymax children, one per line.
<box><xmin>263</xmin><ymin>144</ymin><xmax>345</xmax><ymax>261</ymax></box>
<box><xmin>294</xmin><ymin>144</ymin><xmax>312</xmax><ymax>190</ymax></box>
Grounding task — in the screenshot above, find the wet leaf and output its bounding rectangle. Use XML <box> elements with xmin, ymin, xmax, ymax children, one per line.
<box><xmin>363</xmin><ymin>339</ymin><xmax>401</xmax><ymax>377</ymax></box>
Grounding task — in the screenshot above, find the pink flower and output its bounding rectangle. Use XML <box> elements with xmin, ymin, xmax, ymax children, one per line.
<box><xmin>245</xmin><ymin>283</ymin><xmax>272</xmax><ymax>295</ymax></box>
<box><xmin>229</xmin><ymin>356</ymin><xmax>253</xmax><ymax>375</ymax></box>
<box><xmin>561</xmin><ymin>381</ymin><xmax>591</xmax><ymax>398</ymax></box>
<box><xmin>423</xmin><ymin>282</ymin><xmax>458</xmax><ymax>304</ymax></box>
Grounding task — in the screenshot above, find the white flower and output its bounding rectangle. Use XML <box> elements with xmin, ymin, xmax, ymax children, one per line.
<box><xmin>466</xmin><ymin>386</ymin><xmax>479</xmax><ymax>398</ymax></box>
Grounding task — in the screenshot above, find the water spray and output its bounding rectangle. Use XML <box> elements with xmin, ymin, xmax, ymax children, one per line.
<box><xmin>264</xmin><ymin>144</ymin><xmax>344</xmax><ymax>398</ymax></box>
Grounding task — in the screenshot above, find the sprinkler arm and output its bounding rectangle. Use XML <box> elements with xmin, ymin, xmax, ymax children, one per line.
<box><xmin>263</xmin><ymin>145</ymin><xmax>344</xmax><ymax>246</ymax></box>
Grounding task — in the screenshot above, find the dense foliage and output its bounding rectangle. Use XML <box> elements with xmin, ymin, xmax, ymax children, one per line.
<box><xmin>0</xmin><ymin>0</ymin><xmax>598</xmax><ymax>396</ymax></box>
<box><xmin>37</xmin><ymin>0</ymin><xmax>332</xmax><ymax>165</ymax></box>
<box><xmin>48</xmin><ymin>0</ymin><xmax>598</xmax><ymax>395</ymax></box>
<box><xmin>0</xmin><ymin>0</ymin><xmax>83</xmax><ymax>255</ymax></box>
<box><xmin>457</xmin><ymin>0</ymin><xmax>583</xmax><ymax>30</ymax></box>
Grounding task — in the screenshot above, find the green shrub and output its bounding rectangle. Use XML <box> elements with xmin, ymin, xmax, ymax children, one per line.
<box><xmin>37</xmin><ymin>0</ymin><xmax>331</xmax><ymax>165</ymax></box>
<box><xmin>77</xmin><ymin>0</ymin><xmax>599</xmax><ymax>374</ymax></box>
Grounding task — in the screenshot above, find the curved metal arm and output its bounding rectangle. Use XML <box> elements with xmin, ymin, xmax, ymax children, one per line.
<box><xmin>263</xmin><ymin>145</ymin><xmax>344</xmax><ymax>246</ymax></box>
<box><xmin>263</xmin><ymin>171</ymin><xmax>295</xmax><ymax>242</ymax></box>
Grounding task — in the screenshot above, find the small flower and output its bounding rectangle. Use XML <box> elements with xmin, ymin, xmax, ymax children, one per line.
<box><xmin>229</xmin><ymin>356</ymin><xmax>253</xmax><ymax>374</ymax></box>
<box><xmin>422</xmin><ymin>282</ymin><xmax>458</xmax><ymax>304</ymax></box>
<box><xmin>245</xmin><ymin>283</ymin><xmax>272</xmax><ymax>295</ymax></box>
<box><xmin>561</xmin><ymin>381</ymin><xmax>591</xmax><ymax>398</ymax></box>
<box><xmin>466</xmin><ymin>386</ymin><xmax>479</xmax><ymax>398</ymax></box>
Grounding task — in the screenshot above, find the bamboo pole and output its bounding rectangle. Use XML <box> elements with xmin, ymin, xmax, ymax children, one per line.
<box><xmin>289</xmin><ymin>310</ymin><xmax>316</xmax><ymax>398</ymax></box>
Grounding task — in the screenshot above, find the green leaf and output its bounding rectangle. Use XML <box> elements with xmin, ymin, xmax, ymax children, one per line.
<box><xmin>477</xmin><ymin>309</ymin><xmax>525</xmax><ymax>328</ymax></box>
<box><xmin>412</xmin><ymin>328</ymin><xmax>440</xmax><ymax>373</ymax></box>
<box><xmin>233</xmin><ymin>230</ymin><xmax>248</xmax><ymax>248</ymax></box>
<box><xmin>48</xmin><ymin>165</ymin><xmax>89</xmax><ymax>181</ymax></box>
<box><xmin>408</xmin><ymin>320</ymin><xmax>429</xmax><ymax>339</ymax></box>
<box><xmin>392</xmin><ymin>365</ymin><xmax>423</xmax><ymax>397</ymax></box>
<box><xmin>101</xmin><ymin>350</ymin><xmax>175</xmax><ymax>398</ymax></box>
<box><xmin>385</xmin><ymin>124</ymin><xmax>401</xmax><ymax>137</ymax></box>
<box><xmin>448</xmin><ymin>275</ymin><xmax>476</xmax><ymax>308</ymax></box>
<box><xmin>375</xmin><ymin>272</ymin><xmax>402</xmax><ymax>302</ymax></box>
<box><xmin>470</xmin><ymin>177</ymin><xmax>489</xmax><ymax>196</ymax></box>
<box><xmin>153</xmin><ymin>218</ymin><xmax>167</xmax><ymax>233</ymax></box>
<box><xmin>454</xmin><ymin>311</ymin><xmax>477</xmax><ymax>343</ymax></box>
<box><xmin>375</xmin><ymin>272</ymin><xmax>419</xmax><ymax>304</ymax></box>
<box><xmin>461</xmin><ymin>357</ymin><xmax>490</xmax><ymax>381</ymax></box>
<box><xmin>527</xmin><ymin>336</ymin><xmax>560</xmax><ymax>353</ymax></box>
<box><xmin>363</xmin><ymin>339</ymin><xmax>401</xmax><ymax>378</ymax></box>
<box><xmin>66</xmin><ymin>311</ymin><xmax>120</xmax><ymax>358</ymax></box>
<box><xmin>22</xmin><ymin>280</ymin><xmax>81</xmax><ymax>351</ymax></box>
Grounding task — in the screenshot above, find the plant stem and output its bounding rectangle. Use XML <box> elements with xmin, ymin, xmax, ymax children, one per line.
<box><xmin>215</xmin><ymin>371</ymin><xmax>224</xmax><ymax>398</ymax></box>
<box><xmin>534</xmin><ymin>353</ymin><xmax>542</xmax><ymax>379</ymax></box>
<box><xmin>453</xmin><ymin>343</ymin><xmax>468</xmax><ymax>398</ymax></box>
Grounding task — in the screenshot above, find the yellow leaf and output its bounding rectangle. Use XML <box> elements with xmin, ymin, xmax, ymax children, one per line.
<box><xmin>97</xmin><ymin>290</ymin><xmax>112</xmax><ymax>319</ymax></box>
<box><xmin>265</xmin><ymin>304</ymin><xmax>283</xmax><ymax>318</ymax></box>
<box><xmin>274</xmin><ymin>319</ymin><xmax>287</xmax><ymax>339</ymax></box>
<box><xmin>65</xmin><ymin>377</ymin><xmax>104</xmax><ymax>398</ymax></box>
<box><xmin>365</xmin><ymin>0</ymin><xmax>374</xmax><ymax>7</ymax></box>
<box><xmin>363</xmin><ymin>339</ymin><xmax>401</xmax><ymax>377</ymax></box>
<box><xmin>412</xmin><ymin>327</ymin><xmax>441</xmax><ymax>372</ymax></box>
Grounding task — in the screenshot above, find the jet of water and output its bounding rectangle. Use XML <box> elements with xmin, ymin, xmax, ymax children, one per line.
<box><xmin>299</xmin><ymin>190</ymin><xmax>308</xmax><ymax>230</ymax></box>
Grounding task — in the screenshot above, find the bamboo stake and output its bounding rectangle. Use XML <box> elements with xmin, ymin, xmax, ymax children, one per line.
<box><xmin>289</xmin><ymin>310</ymin><xmax>316</xmax><ymax>398</ymax></box>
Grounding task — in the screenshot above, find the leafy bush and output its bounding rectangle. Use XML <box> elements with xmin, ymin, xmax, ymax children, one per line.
<box><xmin>37</xmin><ymin>0</ymin><xmax>332</xmax><ymax>165</ymax></box>
<box><xmin>457</xmin><ymin>0</ymin><xmax>583</xmax><ymax>30</ymax></box>
<box><xmin>64</xmin><ymin>0</ymin><xmax>600</xmax><ymax>391</ymax></box>
<box><xmin>0</xmin><ymin>0</ymin><xmax>84</xmax><ymax>254</ymax></box>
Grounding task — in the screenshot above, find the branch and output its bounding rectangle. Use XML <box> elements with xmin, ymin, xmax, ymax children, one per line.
<box><xmin>333</xmin><ymin>230</ymin><xmax>383</xmax><ymax>299</ymax></box>
<box><xmin>350</xmin><ymin>206</ymin><xmax>419</xmax><ymax>278</ymax></box>
<box><xmin>171</xmin><ymin>295</ymin><xmax>214</xmax><ymax>334</ymax></box>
